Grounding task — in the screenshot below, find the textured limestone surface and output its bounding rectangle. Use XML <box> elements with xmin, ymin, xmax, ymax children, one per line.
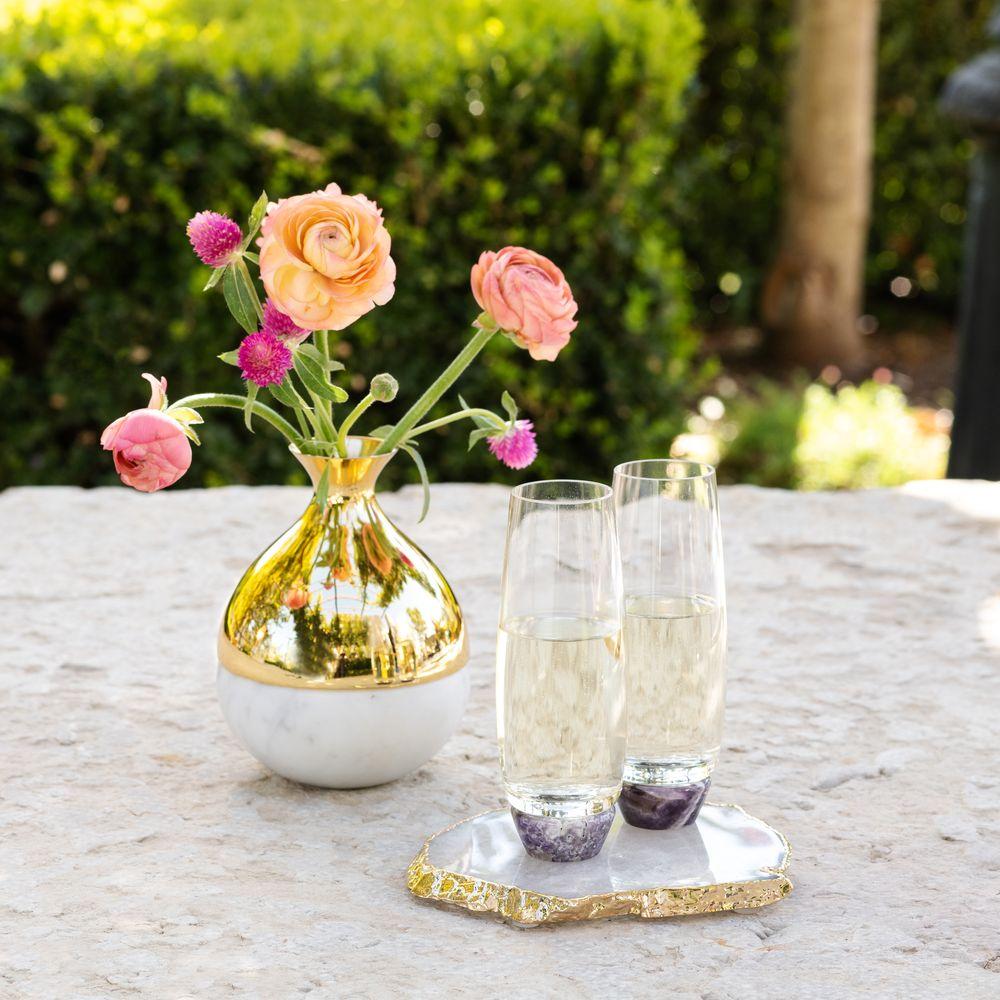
<box><xmin>1</xmin><ymin>480</ymin><xmax>999</xmax><ymax>999</ymax></box>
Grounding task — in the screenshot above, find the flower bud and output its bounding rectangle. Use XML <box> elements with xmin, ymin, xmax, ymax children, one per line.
<box><xmin>186</xmin><ymin>211</ymin><xmax>243</xmax><ymax>268</ymax></box>
<box><xmin>370</xmin><ymin>373</ymin><xmax>398</xmax><ymax>402</ymax></box>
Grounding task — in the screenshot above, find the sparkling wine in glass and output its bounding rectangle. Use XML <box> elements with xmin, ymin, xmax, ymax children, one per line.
<box><xmin>613</xmin><ymin>460</ymin><xmax>727</xmax><ymax>830</ymax></box>
<box><xmin>496</xmin><ymin>480</ymin><xmax>625</xmax><ymax>861</ymax></box>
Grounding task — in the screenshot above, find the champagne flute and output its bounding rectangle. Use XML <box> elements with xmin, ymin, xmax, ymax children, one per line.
<box><xmin>496</xmin><ymin>480</ymin><xmax>625</xmax><ymax>861</ymax></box>
<box><xmin>613</xmin><ymin>460</ymin><xmax>727</xmax><ymax>830</ymax></box>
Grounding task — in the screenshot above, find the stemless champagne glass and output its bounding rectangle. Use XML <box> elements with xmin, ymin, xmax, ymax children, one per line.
<box><xmin>497</xmin><ymin>480</ymin><xmax>625</xmax><ymax>862</ymax></box>
<box><xmin>613</xmin><ymin>460</ymin><xmax>727</xmax><ymax>830</ymax></box>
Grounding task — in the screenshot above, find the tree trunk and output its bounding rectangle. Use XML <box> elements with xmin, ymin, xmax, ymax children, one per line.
<box><xmin>762</xmin><ymin>0</ymin><xmax>881</xmax><ymax>370</ymax></box>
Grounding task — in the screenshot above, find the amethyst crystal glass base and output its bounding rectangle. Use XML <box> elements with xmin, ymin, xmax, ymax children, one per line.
<box><xmin>511</xmin><ymin>807</ymin><xmax>616</xmax><ymax>862</ymax></box>
<box><xmin>618</xmin><ymin>778</ymin><xmax>711</xmax><ymax>830</ymax></box>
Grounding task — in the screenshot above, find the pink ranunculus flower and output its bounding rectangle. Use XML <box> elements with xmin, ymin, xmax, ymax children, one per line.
<box><xmin>283</xmin><ymin>587</ymin><xmax>310</xmax><ymax>611</ymax></box>
<box><xmin>258</xmin><ymin>183</ymin><xmax>395</xmax><ymax>331</ymax></box>
<box><xmin>471</xmin><ymin>247</ymin><xmax>578</xmax><ymax>361</ymax></box>
<box><xmin>101</xmin><ymin>375</ymin><xmax>192</xmax><ymax>493</ymax></box>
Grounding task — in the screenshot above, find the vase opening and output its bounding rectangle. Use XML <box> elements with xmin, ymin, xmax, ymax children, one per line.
<box><xmin>291</xmin><ymin>436</ymin><xmax>398</xmax><ymax>500</ymax></box>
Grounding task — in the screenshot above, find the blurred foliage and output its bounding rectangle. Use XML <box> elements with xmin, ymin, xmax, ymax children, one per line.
<box><xmin>0</xmin><ymin>0</ymin><xmax>702</xmax><ymax>490</ymax></box>
<box><xmin>715</xmin><ymin>378</ymin><xmax>805</xmax><ymax>489</ymax></box>
<box><xmin>674</xmin><ymin>0</ymin><xmax>993</xmax><ymax>325</ymax></box>
<box><xmin>675</xmin><ymin>378</ymin><xmax>950</xmax><ymax>489</ymax></box>
<box><xmin>795</xmin><ymin>381</ymin><xmax>949</xmax><ymax>489</ymax></box>
<box><xmin>0</xmin><ymin>0</ymin><xmax>984</xmax><ymax>493</ymax></box>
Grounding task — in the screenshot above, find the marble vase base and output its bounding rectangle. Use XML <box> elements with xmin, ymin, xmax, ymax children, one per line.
<box><xmin>618</xmin><ymin>778</ymin><xmax>711</xmax><ymax>830</ymax></box>
<box><xmin>511</xmin><ymin>807</ymin><xmax>616</xmax><ymax>862</ymax></box>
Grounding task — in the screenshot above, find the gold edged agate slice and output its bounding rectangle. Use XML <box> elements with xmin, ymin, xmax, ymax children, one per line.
<box><xmin>407</xmin><ymin>803</ymin><xmax>792</xmax><ymax>925</ymax></box>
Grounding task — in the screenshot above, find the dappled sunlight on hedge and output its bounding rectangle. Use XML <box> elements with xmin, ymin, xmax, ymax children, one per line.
<box><xmin>673</xmin><ymin>378</ymin><xmax>949</xmax><ymax>490</ymax></box>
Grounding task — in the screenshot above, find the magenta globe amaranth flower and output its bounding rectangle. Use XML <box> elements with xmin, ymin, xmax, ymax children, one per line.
<box><xmin>262</xmin><ymin>298</ymin><xmax>309</xmax><ymax>344</ymax></box>
<box><xmin>186</xmin><ymin>211</ymin><xmax>243</xmax><ymax>267</ymax></box>
<box><xmin>488</xmin><ymin>419</ymin><xmax>538</xmax><ymax>470</ymax></box>
<box><xmin>237</xmin><ymin>331</ymin><xmax>293</xmax><ymax>387</ymax></box>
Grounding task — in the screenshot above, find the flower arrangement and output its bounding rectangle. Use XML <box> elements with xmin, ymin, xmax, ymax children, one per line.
<box><xmin>101</xmin><ymin>183</ymin><xmax>577</xmax><ymax>512</ymax></box>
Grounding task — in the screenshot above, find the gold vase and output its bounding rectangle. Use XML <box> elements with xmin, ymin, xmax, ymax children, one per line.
<box><xmin>216</xmin><ymin>436</ymin><xmax>470</xmax><ymax>787</ymax></box>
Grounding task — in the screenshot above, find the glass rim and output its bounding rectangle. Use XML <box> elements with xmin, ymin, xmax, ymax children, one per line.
<box><xmin>511</xmin><ymin>478</ymin><xmax>613</xmax><ymax>506</ymax></box>
<box><xmin>613</xmin><ymin>459</ymin><xmax>716</xmax><ymax>483</ymax></box>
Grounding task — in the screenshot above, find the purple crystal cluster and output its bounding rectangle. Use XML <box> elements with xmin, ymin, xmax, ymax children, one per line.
<box><xmin>511</xmin><ymin>807</ymin><xmax>615</xmax><ymax>862</ymax></box>
<box><xmin>618</xmin><ymin>778</ymin><xmax>711</xmax><ymax>830</ymax></box>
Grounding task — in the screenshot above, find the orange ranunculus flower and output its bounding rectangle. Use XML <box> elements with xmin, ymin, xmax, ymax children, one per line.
<box><xmin>258</xmin><ymin>183</ymin><xmax>396</xmax><ymax>332</ymax></box>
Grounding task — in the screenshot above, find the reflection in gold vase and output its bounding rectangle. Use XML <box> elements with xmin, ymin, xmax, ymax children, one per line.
<box><xmin>217</xmin><ymin>437</ymin><xmax>467</xmax><ymax>690</ymax></box>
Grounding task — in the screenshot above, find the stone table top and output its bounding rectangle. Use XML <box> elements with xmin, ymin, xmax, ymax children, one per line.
<box><xmin>1</xmin><ymin>480</ymin><xmax>999</xmax><ymax>998</ymax></box>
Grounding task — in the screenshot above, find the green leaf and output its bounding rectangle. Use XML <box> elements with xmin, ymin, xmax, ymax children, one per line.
<box><xmin>204</xmin><ymin>266</ymin><xmax>226</xmax><ymax>291</ymax></box>
<box><xmin>367</xmin><ymin>424</ymin><xmax>393</xmax><ymax>440</ymax></box>
<box><xmin>314</xmin><ymin>464</ymin><xmax>330</xmax><ymax>509</ymax></box>
<box><xmin>242</xmin><ymin>191</ymin><xmax>269</xmax><ymax>250</ymax></box>
<box><xmin>501</xmin><ymin>390</ymin><xmax>518</xmax><ymax>422</ymax></box>
<box><xmin>223</xmin><ymin>261</ymin><xmax>261</xmax><ymax>334</ymax></box>
<box><xmin>217</xmin><ymin>350</ymin><xmax>240</xmax><ymax>366</ymax></box>
<box><xmin>243</xmin><ymin>251</ymin><xmax>259</xmax><ymax>264</ymax></box>
<box><xmin>179</xmin><ymin>423</ymin><xmax>202</xmax><ymax>446</ymax></box>
<box><xmin>293</xmin><ymin>350</ymin><xmax>348</xmax><ymax>402</ymax></box>
<box><xmin>400</xmin><ymin>443</ymin><xmax>431</xmax><ymax>523</ymax></box>
<box><xmin>168</xmin><ymin>406</ymin><xmax>203</xmax><ymax>425</ymax></box>
<box><xmin>297</xmin><ymin>342</ymin><xmax>345</xmax><ymax>372</ymax></box>
<box><xmin>268</xmin><ymin>375</ymin><xmax>300</xmax><ymax>409</ymax></box>
<box><xmin>457</xmin><ymin>394</ymin><xmax>493</xmax><ymax>431</ymax></box>
<box><xmin>244</xmin><ymin>383</ymin><xmax>258</xmax><ymax>432</ymax></box>
<box><xmin>468</xmin><ymin>427</ymin><xmax>492</xmax><ymax>450</ymax></box>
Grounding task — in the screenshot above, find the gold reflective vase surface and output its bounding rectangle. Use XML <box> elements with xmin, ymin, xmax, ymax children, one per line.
<box><xmin>218</xmin><ymin>437</ymin><xmax>468</xmax><ymax>690</ymax></box>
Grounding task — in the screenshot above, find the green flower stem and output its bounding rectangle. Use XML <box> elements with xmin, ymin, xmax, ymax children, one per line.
<box><xmin>290</xmin><ymin>403</ymin><xmax>310</xmax><ymax>438</ymax></box>
<box><xmin>337</xmin><ymin>392</ymin><xmax>375</xmax><ymax>455</ymax></box>
<box><xmin>408</xmin><ymin>408</ymin><xmax>505</xmax><ymax>439</ymax></box>
<box><xmin>170</xmin><ymin>393</ymin><xmax>301</xmax><ymax>445</ymax></box>
<box><xmin>289</xmin><ymin>382</ymin><xmax>321</xmax><ymax>438</ymax></box>
<box><xmin>374</xmin><ymin>325</ymin><xmax>496</xmax><ymax>455</ymax></box>
<box><xmin>315</xmin><ymin>329</ymin><xmax>341</xmax><ymax>455</ymax></box>
<box><xmin>307</xmin><ymin>389</ymin><xmax>337</xmax><ymax>451</ymax></box>
<box><xmin>237</xmin><ymin>257</ymin><xmax>264</xmax><ymax>321</ymax></box>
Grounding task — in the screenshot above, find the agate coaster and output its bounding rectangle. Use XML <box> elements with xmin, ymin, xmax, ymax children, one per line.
<box><xmin>407</xmin><ymin>802</ymin><xmax>792</xmax><ymax>926</ymax></box>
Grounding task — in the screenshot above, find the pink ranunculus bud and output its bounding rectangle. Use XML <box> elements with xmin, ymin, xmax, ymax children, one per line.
<box><xmin>261</xmin><ymin>298</ymin><xmax>310</xmax><ymax>344</ymax></box>
<box><xmin>470</xmin><ymin>247</ymin><xmax>578</xmax><ymax>361</ymax></box>
<box><xmin>258</xmin><ymin>183</ymin><xmax>395</xmax><ymax>331</ymax></box>
<box><xmin>101</xmin><ymin>409</ymin><xmax>192</xmax><ymax>493</ymax></box>
<box><xmin>186</xmin><ymin>211</ymin><xmax>243</xmax><ymax>267</ymax></box>
<box><xmin>487</xmin><ymin>419</ymin><xmax>538</xmax><ymax>470</ymax></box>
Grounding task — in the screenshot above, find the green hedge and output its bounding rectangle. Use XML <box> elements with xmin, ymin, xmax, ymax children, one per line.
<box><xmin>0</xmin><ymin>0</ymin><xmax>702</xmax><ymax>491</ymax></box>
<box><xmin>674</xmin><ymin>0</ymin><xmax>993</xmax><ymax>326</ymax></box>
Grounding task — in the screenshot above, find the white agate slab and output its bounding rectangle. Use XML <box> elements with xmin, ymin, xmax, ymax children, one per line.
<box><xmin>408</xmin><ymin>803</ymin><xmax>792</xmax><ymax>925</ymax></box>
